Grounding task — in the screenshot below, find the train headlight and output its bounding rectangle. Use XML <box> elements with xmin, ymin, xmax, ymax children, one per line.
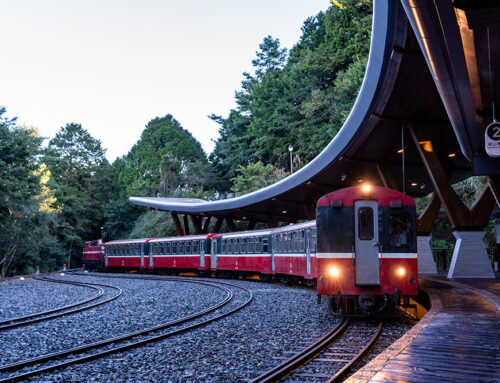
<box><xmin>396</xmin><ymin>267</ymin><xmax>406</xmax><ymax>277</ymax></box>
<box><xmin>328</xmin><ymin>266</ymin><xmax>340</xmax><ymax>278</ymax></box>
<box><xmin>361</xmin><ymin>184</ymin><xmax>372</xmax><ymax>194</ymax></box>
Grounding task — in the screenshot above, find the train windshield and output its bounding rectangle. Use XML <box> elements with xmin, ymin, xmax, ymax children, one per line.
<box><xmin>388</xmin><ymin>213</ymin><xmax>412</xmax><ymax>248</ymax></box>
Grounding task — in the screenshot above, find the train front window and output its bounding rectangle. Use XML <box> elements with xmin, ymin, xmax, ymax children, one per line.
<box><xmin>388</xmin><ymin>213</ymin><xmax>412</xmax><ymax>248</ymax></box>
<box><xmin>358</xmin><ymin>207</ymin><xmax>374</xmax><ymax>240</ymax></box>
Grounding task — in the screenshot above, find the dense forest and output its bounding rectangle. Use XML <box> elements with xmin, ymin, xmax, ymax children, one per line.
<box><xmin>0</xmin><ymin>1</ymin><xmax>495</xmax><ymax>276</ymax></box>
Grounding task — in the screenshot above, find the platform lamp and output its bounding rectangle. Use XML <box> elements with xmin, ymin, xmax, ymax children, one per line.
<box><xmin>288</xmin><ymin>144</ymin><xmax>294</xmax><ymax>174</ymax></box>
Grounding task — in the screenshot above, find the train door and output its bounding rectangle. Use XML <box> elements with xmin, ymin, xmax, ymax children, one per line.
<box><xmin>271</xmin><ymin>235</ymin><xmax>276</xmax><ymax>272</ymax></box>
<box><xmin>149</xmin><ymin>243</ymin><xmax>154</xmax><ymax>268</ymax></box>
<box><xmin>210</xmin><ymin>239</ymin><xmax>217</xmax><ymax>269</ymax></box>
<box><xmin>200</xmin><ymin>240</ymin><xmax>205</xmax><ymax>268</ymax></box>
<box><xmin>354</xmin><ymin>200</ymin><xmax>379</xmax><ymax>285</ymax></box>
<box><xmin>140</xmin><ymin>244</ymin><xmax>145</xmax><ymax>268</ymax></box>
<box><xmin>305</xmin><ymin>229</ymin><xmax>311</xmax><ymax>276</ymax></box>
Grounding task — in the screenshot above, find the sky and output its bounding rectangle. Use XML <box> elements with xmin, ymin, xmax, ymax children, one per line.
<box><xmin>0</xmin><ymin>0</ymin><xmax>330</xmax><ymax>161</ymax></box>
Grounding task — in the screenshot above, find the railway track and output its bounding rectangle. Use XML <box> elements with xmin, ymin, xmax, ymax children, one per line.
<box><xmin>252</xmin><ymin>319</ymin><xmax>382</xmax><ymax>383</ymax></box>
<box><xmin>0</xmin><ymin>274</ymin><xmax>253</xmax><ymax>382</ymax></box>
<box><xmin>0</xmin><ymin>275</ymin><xmax>122</xmax><ymax>331</ymax></box>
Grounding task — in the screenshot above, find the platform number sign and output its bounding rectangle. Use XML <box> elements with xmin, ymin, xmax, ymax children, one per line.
<box><xmin>485</xmin><ymin>121</ymin><xmax>500</xmax><ymax>157</ymax></box>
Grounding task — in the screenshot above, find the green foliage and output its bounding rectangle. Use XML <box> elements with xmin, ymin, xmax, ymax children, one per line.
<box><xmin>43</xmin><ymin>123</ymin><xmax>113</xmax><ymax>267</ymax></box>
<box><xmin>118</xmin><ymin>115</ymin><xmax>207</xmax><ymax>198</ymax></box>
<box><xmin>231</xmin><ymin>162</ymin><xmax>287</xmax><ymax>195</ymax></box>
<box><xmin>0</xmin><ymin>107</ymin><xmax>66</xmax><ymax>276</ymax></box>
<box><xmin>128</xmin><ymin>210</ymin><xmax>178</xmax><ymax>239</ymax></box>
<box><xmin>211</xmin><ymin>1</ymin><xmax>372</xmax><ymax>184</ymax></box>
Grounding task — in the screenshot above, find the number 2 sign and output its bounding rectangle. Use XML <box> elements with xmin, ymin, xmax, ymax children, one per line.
<box><xmin>485</xmin><ymin>121</ymin><xmax>500</xmax><ymax>157</ymax></box>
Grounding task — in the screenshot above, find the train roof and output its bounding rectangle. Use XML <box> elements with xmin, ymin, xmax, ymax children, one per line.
<box><xmin>272</xmin><ymin>220</ymin><xmax>316</xmax><ymax>234</ymax></box>
<box><xmin>105</xmin><ymin>238</ymin><xmax>150</xmax><ymax>245</ymax></box>
<box><xmin>148</xmin><ymin>234</ymin><xmax>215</xmax><ymax>243</ymax></box>
<box><xmin>216</xmin><ymin>228</ymin><xmax>273</xmax><ymax>239</ymax></box>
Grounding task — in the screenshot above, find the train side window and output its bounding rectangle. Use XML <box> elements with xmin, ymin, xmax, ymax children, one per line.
<box><xmin>263</xmin><ymin>238</ymin><xmax>269</xmax><ymax>253</ymax></box>
<box><xmin>241</xmin><ymin>238</ymin><xmax>247</xmax><ymax>253</ymax></box>
<box><xmin>171</xmin><ymin>241</ymin><xmax>177</xmax><ymax>254</ymax></box>
<box><xmin>222</xmin><ymin>239</ymin><xmax>227</xmax><ymax>254</ymax></box>
<box><xmin>248</xmin><ymin>237</ymin><xmax>254</xmax><ymax>253</ymax></box>
<box><xmin>235</xmin><ymin>239</ymin><xmax>239</xmax><ymax>253</ymax></box>
<box><xmin>228</xmin><ymin>239</ymin><xmax>233</xmax><ymax>253</ymax></box>
<box><xmin>193</xmin><ymin>241</ymin><xmax>199</xmax><ymax>253</ymax></box>
<box><xmin>388</xmin><ymin>213</ymin><xmax>412</xmax><ymax>248</ymax></box>
<box><xmin>358</xmin><ymin>207</ymin><xmax>374</xmax><ymax>240</ymax></box>
<box><xmin>185</xmin><ymin>241</ymin><xmax>191</xmax><ymax>254</ymax></box>
<box><xmin>256</xmin><ymin>237</ymin><xmax>262</xmax><ymax>253</ymax></box>
<box><xmin>178</xmin><ymin>241</ymin><xmax>184</xmax><ymax>254</ymax></box>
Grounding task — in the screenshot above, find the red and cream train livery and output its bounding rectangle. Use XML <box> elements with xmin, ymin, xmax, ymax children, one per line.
<box><xmin>84</xmin><ymin>186</ymin><xmax>418</xmax><ymax>314</ymax></box>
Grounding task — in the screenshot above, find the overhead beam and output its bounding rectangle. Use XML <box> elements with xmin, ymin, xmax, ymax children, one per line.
<box><xmin>171</xmin><ymin>213</ymin><xmax>185</xmax><ymax>236</ymax></box>
<box><xmin>488</xmin><ymin>175</ymin><xmax>500</xmax><ymax>207</ymax></box>
<box><xmin>409</xmin><ymin>125</ymin><xmax>471</xmax><ymax>228</ymax></box>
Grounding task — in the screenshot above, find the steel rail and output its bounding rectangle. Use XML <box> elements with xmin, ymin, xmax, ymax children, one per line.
<box><xmin>326</xmin><ymin>321</ymin><xmax>383</xmax><ymax>383</ymax></box>
<box><xmin>0</xmin><ymin>277</ymin><xmax>105</xmax><ymax>330</ymax></box>
<box><xmin>251</xmin><ymin>319</ymin><xmax>350</xmax><ymax>383</ymax></box>
<box><xmin>0</xmin><ymin>276</ymin><xmax>252</xmax><ymax>382</ymax></box>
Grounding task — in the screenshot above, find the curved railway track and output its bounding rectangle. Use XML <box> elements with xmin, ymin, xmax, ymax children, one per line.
<box><xmin>252</xmin><ymin>319</ymin><xmax>382</xmax><ymax>383</ymax></box>
<box><xmin>0</xmin><ymin>274</ymin><xmax>253</xmax><ymax>382</ymax></box>
<box><xmin>0</xmin><ymin>275</ymin><xmax>122</xmax><ymax>331</ymax></box>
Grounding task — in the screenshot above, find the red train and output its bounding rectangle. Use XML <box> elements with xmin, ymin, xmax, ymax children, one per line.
<box><xmin>82</xmin><ymin>240</ymin><xmax>105</xmax><ymax>271</ymax></box>
<box><xmin>83</xmin><ymin>185</ymin><xmax>418</xmax><ymax>314</ymax></box>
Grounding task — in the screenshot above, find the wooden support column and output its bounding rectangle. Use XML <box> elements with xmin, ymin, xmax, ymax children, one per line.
<box><xmin>183</xmin><ymin>215</ymin><xmax>191</xmax><ymax>236</ymax></box>
<box><xmin>409</xmin><ymin>126</ymin><xmax>470</xmax><ymax>228</ymax></box>
<box><xmin>247</xmin><ymin>219</ymin><xmax>256</xmax><ymax>231</ymax></box>
<box><xmin>213</xmin><ymin>217</ymin><xmax>224</xmax><ymax>233</ymax></box>
<box><xmin>416</xmin><ymin>193</ymin><xmax>441</xmax><ymax>234</ymax></box>
<box><xmin>190</xmin><ymin>215</ymin><xmax>202</xmax><ymax>234</ymax></box>
<box><xmin>171</xmin><ymin>213</ymin><xmax>185</xmax><ymax>236</ymax></box>
<box><xmin>470</xmin><ymin>185</ymin><xmax>496</xmax><ymax>227</ymax></box>
<box><xmin>488</xmin><ymin>175</ymin><xmax>500</xmax><ymax>207</ymax></box>
<box><xmin>376</xmin><ymin>163</ymin><xmax>399</xmax><ymax>190</ymax></box>
<box><xmin>202</xmin><ymin>216</ymin><xmax>211</xmax><ymax>234</ymax></box>
<box><xmin>225</xmin><ymin>218</ymin><xmax>237</xmax><ymax>232</ymax></box>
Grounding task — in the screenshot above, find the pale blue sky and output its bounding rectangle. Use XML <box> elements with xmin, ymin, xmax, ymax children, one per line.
<box><xmin>0</xmin><ymin>0</ymin><xmax>330</xmax><ymax>161</ymax></box>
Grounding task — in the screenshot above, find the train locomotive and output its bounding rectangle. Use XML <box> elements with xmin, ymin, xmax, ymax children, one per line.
<box><xmin>83</xmin><ymin>185</ymin><xmax>418</xmax><ymax>315</ymax></box>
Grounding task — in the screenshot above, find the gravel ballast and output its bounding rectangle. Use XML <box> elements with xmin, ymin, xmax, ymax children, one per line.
<box><xmin>0</xmin><ymin>276</ymin><xmax>96</xmax><ymax>321</ymax></box>
<box><xmin>1</xmin><ymin>273</ymin><xmax>413</xmax><ymax>382</ymax></box>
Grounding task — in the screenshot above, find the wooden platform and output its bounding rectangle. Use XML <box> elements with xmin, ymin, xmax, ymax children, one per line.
<box><xmin>346</xmin><ymin>276</ymin><xmax>500</xmax><ymax>383</ymax></box>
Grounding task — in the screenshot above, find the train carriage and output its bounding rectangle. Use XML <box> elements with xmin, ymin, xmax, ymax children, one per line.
<box><xmin>88</xmin><ymin>185</ymin><xmax>418</xmax><ymax>316</ymax></box>
<box><xmin>213</xmin><ymin>229</ymin><xmax>273</xmax><ymax>275</ymax></box>
<box><xmin>105</xmin><ymin>238</ymin><xmax>150</xmax><ymax>271</ymax></box>
<box><xmin>315</xmin><ymin>185</ymin><xmax>418</xmax><ymax>314</ymax></box>
<box><xmin>148</xmin><ymin>234</ymin><xmax>214</xmax><ymax>272</ymax></box>
<box><xmin>271</xmin><ymin>221</ymin><xmax>316</xmax><ymax>280</ymax></box>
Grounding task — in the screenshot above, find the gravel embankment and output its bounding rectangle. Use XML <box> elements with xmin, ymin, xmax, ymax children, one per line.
<box><xmin>0</xmin><ymin>276</ymin><xmax>96</xmax><ymax>321</ymax></box>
